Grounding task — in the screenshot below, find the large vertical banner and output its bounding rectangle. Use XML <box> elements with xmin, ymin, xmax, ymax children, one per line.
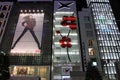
<box><xmin>11</xmin><ymin>13</ymin><xmax>44</xmax><ymax>54</ymax></box>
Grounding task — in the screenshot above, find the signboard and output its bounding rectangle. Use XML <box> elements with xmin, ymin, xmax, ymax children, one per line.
<box><xmin>11</xmin><ymin>13</ymin><xmax>44</xmax><ymax>54</ymax></box>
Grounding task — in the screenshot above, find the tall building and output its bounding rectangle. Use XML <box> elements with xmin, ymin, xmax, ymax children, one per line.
<box><xmin>0</xmin><ymin>0</ymin><xmax>120</xmax><ymax>80</ymax></box>
<box><xmin>86</xmin><ymin>0</ymin><xmax>120</xmax><ymax>80</ymax></box>
<box><xmin>78</xmin><ymin>8</ymin><xmax>102</xmax><ymax>71</ymax></box>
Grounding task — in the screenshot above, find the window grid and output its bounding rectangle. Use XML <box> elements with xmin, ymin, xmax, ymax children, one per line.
<box><xmin>91</xmin><ymin>2</ymin><xmax>120</xmax><ymax>80</ymax></box>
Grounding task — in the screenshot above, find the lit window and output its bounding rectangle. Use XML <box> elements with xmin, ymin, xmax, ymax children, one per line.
<box><xmin>88</xmin><ymin>40</ymin><xmax>93</xmax><ymax>46</ymax></box>
<box><xmin>89</xmin><ymin>48</ymin><xmax>95</xmax><ymax>55</ymax></box>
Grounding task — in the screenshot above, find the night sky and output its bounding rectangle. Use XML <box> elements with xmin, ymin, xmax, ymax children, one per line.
<box><xmin>110</xmin><ymin>0</ymin><xmax>120</xmax><ymax>30</ymax></box>
<box><xmin>1</xmin><ymin>0</ymin><xmax>120</xmax><ymax>30</ymax></box>
<box><xmin>77</xmin><ymin>0</ymin><xmax>120</xmax><ymax>30</ymax></box>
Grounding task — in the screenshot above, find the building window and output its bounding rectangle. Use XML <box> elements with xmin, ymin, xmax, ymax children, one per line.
<box><xmin>84</xmin><ymin>16</ymin><xmax>90</xmax><ymax>22</ymax></box>
<box><xmin>85</xmin><ymin>23</ymin><xmax>92</xmax><ymax>29</ymax></box>
<box><xmin>86</xmin><ymin>31</ymin><xmax>93</xmax><ymax>37</ymax></box>
<box><xmin>89</xmin><ymin>48</ymin><xmax>95</xmax><ymax>55</ymax></box>
<box><xmin>88</xmin><ymin>39</ymin><xmax>93</xmax><ymax>46</ymax></box>
<box><xmin>5</xmin><ymin>12</ymin><xmax>9</xmax><ymax>18</ymax></box>
<box><xmin>0</xmin><ymin>12</ymin><xmax>5</xmax><ymax>18</ymax></box>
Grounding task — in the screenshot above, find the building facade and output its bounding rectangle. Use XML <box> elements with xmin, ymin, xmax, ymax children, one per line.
<box><xmin>0</xmin><ymin>1</ymin><xmax>53</xmax><ymax>80</ymax></box>
<box><xmin>52</xmin><ymin>1</ymin><xmax>82</xmax><ymax>80</ymax></box>
<box><xmin>86</xmin><ymin>0</ymin><xmax>120</xmax><ymax>80</ymax></box>
<box><xmin>0</xmin><ymin>0</ymin><xmax>120</xmax><ymax>80</ymax></box>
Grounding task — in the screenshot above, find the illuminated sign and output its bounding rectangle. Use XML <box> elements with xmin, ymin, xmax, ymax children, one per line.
<box><xmin>11</xmin><ymin>13</ymin><xmax>44</xmax><ymax>54</ymax></box>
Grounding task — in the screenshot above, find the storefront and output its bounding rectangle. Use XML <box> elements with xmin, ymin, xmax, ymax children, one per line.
<box><xmin>9</xmin><ymin>66</ymin><xmax>50</xmax><ymax>80</ymax></box>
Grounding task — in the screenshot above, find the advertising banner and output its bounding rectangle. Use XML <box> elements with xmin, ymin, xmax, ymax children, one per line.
<box><xmin>11</xmin><ymin>13</ymin><xmax>44</xmax><ymax>54</ymax></box>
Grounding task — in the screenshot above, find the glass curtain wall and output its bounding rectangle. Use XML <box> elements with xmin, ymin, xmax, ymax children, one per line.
<box><xmin>86</xmin><ymin>0</ymin><xmax>120</xmax><ymax>79</ymax></box>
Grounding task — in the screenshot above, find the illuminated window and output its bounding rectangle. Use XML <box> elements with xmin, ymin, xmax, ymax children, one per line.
<box><xmin>88</xmin><ymin>40</ymin><xmax>93</xmax><ymax>46</ymax></box>
<box><xmin>89</xmin><ymin>48</ymin><xmax>95</xmax><ymax>55</ymax></box>
<box><xmin>17</xmin><ymin>67</ymin><xmax>28</xmax><ymax>75</ymax></box>
<box><xmin>84</xmin><ymin>16</ymin><xmax>90</xmax><ymax>22</ymax></box>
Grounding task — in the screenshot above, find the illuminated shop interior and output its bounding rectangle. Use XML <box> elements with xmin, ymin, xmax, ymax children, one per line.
<box><xmin>9</xmin><ymin>66</ymin><xmax>50</xmax><ymax>80</ymax></box>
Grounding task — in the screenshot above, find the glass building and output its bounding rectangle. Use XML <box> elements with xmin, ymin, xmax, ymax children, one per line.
<box><xmin>86</xmin><ymin>0</ymin><xmax>120</xmax><ymax>79</ymax></box>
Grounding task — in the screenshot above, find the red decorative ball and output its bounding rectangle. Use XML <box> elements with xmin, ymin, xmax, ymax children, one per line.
<box><xmin>67</xmin><ymin>38</ymin><xmax>71</xmax><ymax>42</ymax></box>
<box><xmin>56</xmin><ymin>30</ymin><xmax>60</xmax><ymax>34</ymax></box>
<box><xmin>62</xmin><ymin>36</ymin><xmax>67</xmax><ymax>41</ymax></box>
<box><xmin>61</xmin><ymin>43</ymin><xmax>66</xmax><ymax>48</ymax></box>
<box><xmin>59</xmin><ymin>36</ymin><xmax>72</xmax><ymax>48</ymax></box>
<box><xmin>59</xmin><ymin>39</ymin><xmax>64</xmax><ymax>44</ymax></box>
<box><xmin>67</xmin><ymin>42</ymin><xmax>72</xmax><ymax>48</ymax></box>
<box><xmin>69</xmin><ymin>16</ymin><xmax>76</xmax><ymax>21</ymax></box>
<box><xmin>69</xmin><ymin>24</ymin><xmax>77</xmax><ymax>29</ymax></box>
<box><xmin>62</xmin><ymin>16</ymin><xmax>68</xmax><ymax>21</ymax></box>
<box><xmin>61</xmin><ymin>21</ymin><xmax>67</xmax><ymax>26</ymax></box>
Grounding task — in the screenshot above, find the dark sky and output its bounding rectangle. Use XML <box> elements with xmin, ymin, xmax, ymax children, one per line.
<box><xmin>77</xmin><ymin>0</ymin><xmax>120</xmax><ymax>30</ymax></box>
<box><xmin>1</xmin><ymin>0</ymin><xmax>120</xmax><ymax>30</ymax></box>
<box><xmin>77</xmin><ymin>0</ymin><xmax>120</xmax><ymax>20</ymax></box>
<box><xmin>110</xmin><ymin>0</ymin><xmax>120</xmax><ymax>20</ymax></box>
<box><xmin>110</xmin><ymin>0</ymin><xmax>120</xmax><ymax>30</ymax></box>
